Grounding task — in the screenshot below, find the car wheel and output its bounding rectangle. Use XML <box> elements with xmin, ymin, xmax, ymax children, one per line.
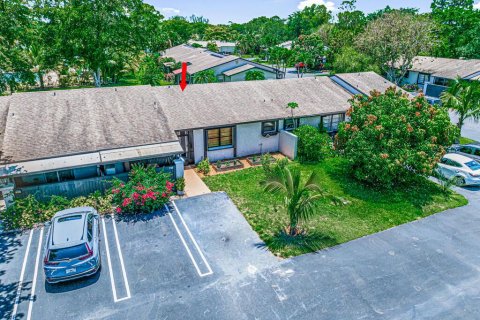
<box><xmin>454</xmin><ymin>176</ymin><xmax>465</xmax><ymax>186</ymax></box>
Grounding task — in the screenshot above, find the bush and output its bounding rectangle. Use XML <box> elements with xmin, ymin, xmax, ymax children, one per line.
<box><xmin>0</xmin><ymin>192</ymin><xmax>113</xmax><ymax>231</ymax></box>
<box><xmin>293</xmin><ymin>125</ymin><xmax>333</xmax><ymax>163</ymax></box>
<box><xmin>197</xmin><ymin>158</ymin><xmax>211</xmax><ymax>175</ymax></box>
<box><xmin>262</xmin><ymin>156</ymin><xmax>289</xmax><ymax>179</ymax></box>
<box><xmin>110</xmin><ymin>164</ymin><xmax>173</xmax><ymax>214</ymax></box>
<box><xmin>245</xmin><ymin>70</ymin><xmax>266</xmax><ymax>81</ymax></box>
<box><xmin>335</xmin><ymin>88</ymin><xmax>458</xmax><ymax>188</ymax></box>
<box><xmin>176</xmin><ymin>177</ymin><xmax>185</xmax><ymax>191</ymax></box>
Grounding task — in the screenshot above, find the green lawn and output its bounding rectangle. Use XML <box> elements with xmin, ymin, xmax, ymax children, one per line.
<box><xmin>203</xmin><ymin>157</ymin><xmax>467</xmax><ymax>257</ymax></box>
<box><xmin>460</xmin><ymin>136</ymin><xmax>478</xmax><ymax>144</ymax></box>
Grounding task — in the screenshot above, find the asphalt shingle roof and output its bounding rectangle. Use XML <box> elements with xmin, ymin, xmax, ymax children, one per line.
<box><xmin>156</xmin><ymin>77</ymin><xmax>352</xmax><ymax>131</ymax></box>
<box><xmin>163</xmin><ymin>45</ymin><xmax>239</xmax><ymax>74</ymax></box>
<box><xmin>0</xmin><ymin>86</ymin><xmax>178</xmax><ymax>163</ymax></box>
<box><xmin>223</xmin><ymin>64</ymin><xmax>256</xmax><ymax>76</ymax></box>
<box><xmin>0</xmin><ymin>72</ymin><xmax>400</xmax><ymax>164</ymax></box>
<box><xmin>408</xmin><ymin>56</ymin><xmax>480</xmax><ymax>79</ymax></box>
<box><xmin>335</xmin><ymin>72</ymin><xmax>406</xmax><ymax>96</ymax></box>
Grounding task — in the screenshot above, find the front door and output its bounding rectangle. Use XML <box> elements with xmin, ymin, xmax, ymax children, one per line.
<box><xmin>177</xmin><ymin>130</ymin><xmax>194</xmax><ymax>165</ymax></box>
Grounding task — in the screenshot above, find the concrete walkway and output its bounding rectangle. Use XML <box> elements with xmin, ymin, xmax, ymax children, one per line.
<box><xmin>184</xmin><ymin>168</ymin><xmax>211</xmax><ymax>197</ymax></box>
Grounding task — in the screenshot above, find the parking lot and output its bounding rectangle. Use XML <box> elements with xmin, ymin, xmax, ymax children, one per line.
<box><xmin>0</xmin><ymin>192</ymin><xmax>277</xmax><ymax>320</ymax></box>
<box><xmin>2</xmin><ymin>188</ymin><xmax>480</xmax><ymax>319</ymax></box>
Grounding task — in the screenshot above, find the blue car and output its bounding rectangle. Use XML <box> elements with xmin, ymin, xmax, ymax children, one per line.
<box><xmin>43</xmin><ymin>207</ymin><xmax>101</xmax><ymax>283</ymax></box>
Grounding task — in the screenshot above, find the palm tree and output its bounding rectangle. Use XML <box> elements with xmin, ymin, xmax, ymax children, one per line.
<box><xmin>286</xmin><ymin>102</ymin><xmax>299</xmax><ymax>129</ymax></box>
<box><xmin>263</xmin><ymin>166</ymin><xmax>332</xmax><ymax>236</ymax></box>
<box><xmin>440</xmin><ymin>78</ymin><xmax>480</xmax><ymax>138</ymax></box>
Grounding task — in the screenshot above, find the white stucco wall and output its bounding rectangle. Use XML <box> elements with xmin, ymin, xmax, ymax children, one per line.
<box><xmin>207</xmin><ymin>148</ymin><xmax>235</xmax><ymax>162</ymax></box>
<box><xmin>209</xmin><ymin>60</ymin><xmax>244</xmax><ymax>81</ymax></box>
<box><xmin>279</xmin><ymin>130</ymin><xmax>298</xmax><ymax>160</ymax></box>
<box><xmin>236</xmin><ymin>122</ymin><xmax>280</xmax><ymax>157</ymax></box>
<box><xmin>193</xmin><ymin>129</ymin><xmax>205</xmax><ymax>164</ymax></box>
<box><xmin>402</xmin><ymin>71</ymin><xmax>419</xmax><ymax>85</ymax></box>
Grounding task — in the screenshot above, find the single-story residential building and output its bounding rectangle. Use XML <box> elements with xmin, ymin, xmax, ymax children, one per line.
<box><xmin>162</xmin><ymin>45</ymin><xmax>284</xmax><ymax>83</ymax></box>
<box><xmin>277</xmin><ymin>41</ymin><xmax>293</xmax><ymax>50</ymax></box>
<box><xmin>187</xmin><ymin>40</ymin><xmax>237</xmax><ymax>54</ymax></box>
<box><xmin>0</xmin><ymin>72</ymin><xmax>400</xmax><ymax>205</ymax></box>
<box><xmin>401</xmin><ymin>56</ymin><xmax>480</xmax><ymax>102</ymax></box>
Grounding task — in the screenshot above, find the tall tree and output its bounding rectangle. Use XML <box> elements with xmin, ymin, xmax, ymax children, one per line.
<box><xmin>440</xmin><ymin>79</ymin><xmax>480</xmax><ymax>137</ymax></box>
<box><xmin>44</xmin><ymin>0</ymin><xmax>165</xmax><ymax>87</ymax></box>
<box><xmin>431</xmin><ymin>0</ymin><xmax>479</xmax><ymax>58</ymax></box>
<box><xmin>356</xmin><ymin>12</ymin><xmax>435</xmax><ymax>84</ymax></box>
<box><xmin>0</xmin><ymin>0</ymin><xmax>36</xmax><ymax>93</ymax></box>
<box><xmin>291</xmin><ymin>34</ymin><xmax>326</xmax><ymax>70</ymax></box>
<box><xmin>287</xmin><ymin>4</ymin><xmax>331</xmax><ymax>37</ymax></box>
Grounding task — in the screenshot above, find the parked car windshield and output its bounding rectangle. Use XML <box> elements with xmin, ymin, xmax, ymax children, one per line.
<box><xmin>49</xmin><ymin>244</ymin><xmax>88</xmax><ymax>261</ymax></box>
<box><xmin>465</xmin><ymin>161</ymin><xmax>480</xmax><ymax>171</ymax></box>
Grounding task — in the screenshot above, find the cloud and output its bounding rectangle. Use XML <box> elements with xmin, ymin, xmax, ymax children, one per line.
<box><xmin>474</xmin><ymin>1</ymin><xmax>480</xmax><ymax>9</ymax></box>
<box><xmin>297</xmin><ymin>0</ymin><xmax>336</xmax><ymax>11</ymax></box>
<box><xmin>159</xmin><ymin>7</ymin><xmax>180</xmax><ymax>16</ymax></box>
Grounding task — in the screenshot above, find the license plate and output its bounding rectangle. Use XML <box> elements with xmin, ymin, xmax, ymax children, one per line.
<box><xmin>66</xmin><ymin>268</ymin><xmax>76</xmax><ymax>274</ymax></box>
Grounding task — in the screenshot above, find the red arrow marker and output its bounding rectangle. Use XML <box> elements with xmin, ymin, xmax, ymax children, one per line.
<box><xmin>180</xmin><ymin>62</ymin><xmax>187</xmax><ymax>91</ymax></box>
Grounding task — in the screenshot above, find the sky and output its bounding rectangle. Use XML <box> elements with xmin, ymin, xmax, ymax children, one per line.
<box><xmin>145</xmin><ymin>0</ymin><xmax>480</xmax><ymax>24</ymax></box>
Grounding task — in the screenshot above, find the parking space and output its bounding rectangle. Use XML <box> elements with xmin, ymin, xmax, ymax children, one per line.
<box><xmin>1</xmin><ymin>196</ymin><xmax>251</xmax><ymax>320</ymax></box>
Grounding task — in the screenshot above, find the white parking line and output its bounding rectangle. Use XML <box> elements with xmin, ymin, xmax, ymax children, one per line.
<box><xmin>167</xmin><ymin>203</ymin><xmax>213</xmax><ymax>277</ymax></box>
<box><xmin>101</xmin><ymin>217</ymin><xmax>131</xmax><ymax>303</ymax></box>
<box><xmin>27</xmin><ymin>227</ymin><xmax>44</xmax><ymax>320</ymax></box>
<box><xmin>101</xmin><ymin>217</ymin><xmax>118</xmax><ymax>302</ymax></box>
<box><xmin>11</xmin><ymin>229</ymin><xmax>34</xmax><ymax>320</ymax></box>
<box><xmin>111</xmin><ymin>215</ymin><xmax>131</xmax><ymax>302</ymax></box>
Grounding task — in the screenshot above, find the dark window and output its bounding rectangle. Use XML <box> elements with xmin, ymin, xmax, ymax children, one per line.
<box><xmin>45</xmin><ymin>172</ymin><xmax>59</xmax><ymax>183</ymax></box>
<box><xmin>460</xmin><ymin>147</ymin><xmax>473</xmax><ymax>154</ymax></box>
<box><xmin>261</xmin><ymin>121</ymin><xmax>277</xmax><ymax>135</ymax></box>
<box><xmin>48</xmin><ymin>244</ymin><xmax>88</xmax><ymax>262</ymax></box>
<box><xmin>283</xmin><ymin>118</ymin><xmax>299</xmax><ymax>131</ymax></box>
<box><xmin>87</xmin><ymin>214</ymin><xmax>93</xmax><ymax>242</ymax></box>
<box><xmin>443</xmin><ymin>159</ymin><xmax>462</xmax><ymax>167</ymax></box>
<box><xmin>58</xmin><ymin>169</ymin><xmax>75</xmax><ymax>182</ymax></box>
<box><xmin>322</xmin><ymin>114</ymin><xmax>345</xmax><ymax>132</ymax></box>
<box><xmin>207</xmin><ymin>127</ymin><xmax>233</xmax><ymax>150</ymax></box>
<box><xmin>417</xmin><ymin>73</ymin><xmax>430</xmax><ymax>85</ymax></box>
<box><xmin>433</xmin><ymin>77</ymin><xmax>450</xmax><ymax>86</ymax></box>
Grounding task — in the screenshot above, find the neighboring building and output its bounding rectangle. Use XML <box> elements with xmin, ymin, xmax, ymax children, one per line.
<box><xmin>331</xmin><ymin>71</ymin><xmax>410</xmax><ymax>97</ymax></box>
<box><xmin>401</xmin><ymin>56</ymin><xmax>480</xmax><ymax>103</ymax></box>
<box><xmin>187</xmin><ymin>40</ymin><xmax>237</xmax><ymax>54</ymax></box>
<box><xmin>162</xmin><ymin>45</ymin><xmax>284</xmax><ymax>84</ymax></box>
<box><xmin>277</xmin><ymin>41</ymin><xmax>293</xmax><ymax>50</ymax></box>
<box><xmin>0</xmin><ymin>72</ymin><xmax>399</xmax><ymax>204</ymax></box>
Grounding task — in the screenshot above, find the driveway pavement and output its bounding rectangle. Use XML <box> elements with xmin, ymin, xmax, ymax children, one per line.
<box><xmin>449</xmin><ymin>112</ymin><xmax>479</xmax><ymax>142</ymax></box>
<box><xmin>1</xmin><ymin>188</ymin><xmax>480</xmax><ymax>319</ymax></box>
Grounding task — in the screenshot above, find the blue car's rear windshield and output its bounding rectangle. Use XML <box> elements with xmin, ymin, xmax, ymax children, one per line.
<box><xmin>465</xmin><ymin>161</ymin><xmax>480</xmax><ymax>171</ymax></box>
<box><xmin>49</xmin><ymin>244</ymin><xmax>88</xmax><ymax>261</ymax></box>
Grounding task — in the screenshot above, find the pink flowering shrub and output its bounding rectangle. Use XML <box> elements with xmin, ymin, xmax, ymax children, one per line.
<box><xmin>110</xmin><ymin>164</ymin><xmax>174</xmax><ymax>214</ymax></box>
<box><xmin>335</xmin><ymin>88</ymin><xmax>458</xmax><ymax>188</ymax></box>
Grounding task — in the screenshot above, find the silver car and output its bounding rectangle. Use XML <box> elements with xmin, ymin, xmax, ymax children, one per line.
<box><xmin>43</xmin><ymin>207</ymin><xmax>101</xmax><ymax>283</ymax></box>
<box><xmin>449</xmin><ymin>144</ymin><xmax>480</xmax><ymax>162</ymax></box>
<box><xmin>436</xmin><ymin>153</ymin><xmax>480</xmax><ymax>186</ymax></box>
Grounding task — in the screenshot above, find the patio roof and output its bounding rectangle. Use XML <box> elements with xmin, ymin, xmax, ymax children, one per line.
<box><xmin>223</xmin><ymin>64</ymin><xmax>256</xmax><ymax>77</ymax></box>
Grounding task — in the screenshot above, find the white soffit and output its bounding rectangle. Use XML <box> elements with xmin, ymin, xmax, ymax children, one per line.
<box><xmin>100</xmin><ymin>142</ymin><xmax>183</xmax><ymax>163</ymax></box>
